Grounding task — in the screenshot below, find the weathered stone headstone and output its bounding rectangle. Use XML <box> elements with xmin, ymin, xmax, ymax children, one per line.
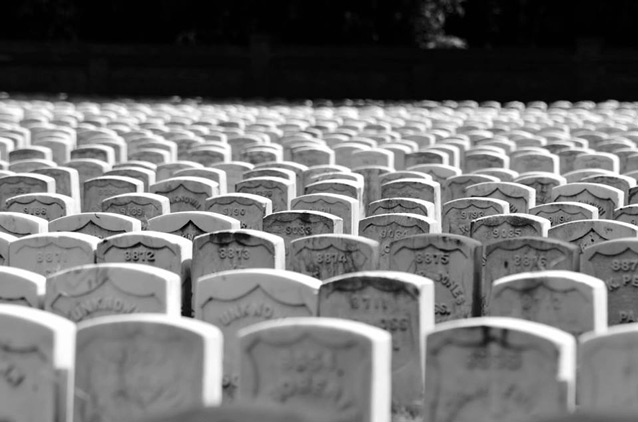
<box><xmin>515</xmin><ymin>173</ymin><xmax>566</xmax><ymax>205</ymax></box>
<box><xmin>147</xmin><ymin>211</ymin><xmax>240</xmax><ymax>241</ymax></box>
<box><xmin>0</xmin><ymin>212</ymin><xmax>48</xmax><ymax>237</ymax></box>
<box><xmin>290</xmin><ymin>234</ymin><xmax>379</xmax><ymax>280</ymax></box>
<box><xmin>489</xmin><ymin>270</ymin><xmax>606</xmax><ymax>336</ymax></box>
<box><xmin>74</xmin><ymin>314</ymin><xmax>223</xmax><ymax>421</ymax></box>
<box><xmin>511</xmin><ymin>152</ymin><xmax>559</xmax><ymax>174</ymax></box>
<box><xmin>0</xmin><ymin>173</ymin><xmax>56</xmax><ymax>210</ymax></box>
<box><xmin>101</xmin><ymin>193</ymin><xmax>170</xmax><ymax>229</ymax></box>
<box><xmin>191</xmin><ymin>230</ymin><xmax>285</xmax><ymax>281</ymax></box>
<box><xmin>49</xmin><ymin>212</ymin><xmax>141</xmax><ymax>239</ymax></box>
<box><xmin>83</xmin><ymin>175</ymin><xmax>143</xmax><ymax>213</ymax></box>
<box><xmin>354</xmin><ymin>166</ymin><xmax>393</xmax><ymax>212</ymax></box>
<box><xmin>548</xmin><ymin>219</ymin><xmax>638</xmax><ymax>254</ymax></box>
<box><xmin>482</xmin><ymin>237</ymin><xmax>580</xmax><ymax>311</ymax></box>
<box><xmin>255</xmin><ymin>161</ymin><xmax>308</xmax><ymax>197</ymax></box>
<box><xmin>46</xmin><ymin>263</ymin><xmax>181</xmax><ymax>322</ymax></box>
<box><xmin>574</xmin><ymin>152</ymin><xmax>619</xmax><ymax>173</ymax></box>
<box><xmin>424</xmin><ymin>317</ymin><xmax>575</xmax><ymax>422</ymax></box>
<box><xmin>238</xmin><ymin>317</ymin><xmax>391</xmax><ymax>422</ymax></box>
<box><xmin>151</xmin><ymin>176</ymin><xmax>219</xmax><ymax>212</ymax></box>
<box><xmin>291</xmin><ymin>193</ymin><xmax>359</xmax><ymax>235</ymax></box>
<box><xmin>319</xmin><ymin>271</ymin><xmax>434</xmax><ymax>416</ymax></box>
<box><xmin>466</xmin><ymin>181</ymin><xmax>536</xmax><ymax>213</ymax></box>
<box><xmin>195</xmin><ymin>269</ymin><xmax>320</xmax><ymax>401</ymax></box>
<box><xmin>552</xmin><ymin>183</ymin><xmax>624</xmax><ymax>220</ymax></box>
<box><xmin>407</xmin><ymin>163</ymin><xmax>461</xmax><ymax>186</ymax></box>
<box><xmin>236</xmin><ymin>177</ymin><xmax>293</xmax><ymax>213</ymax></box>
<box><xmin>381</xmin><ymin>178</ymin><xmax>442</xmax><ymax>221</ymax></box>
<box><xmin>360</xmin><ymin>213</ymin><xmax>441</xmax><ymax>269</ymax></box>
<box><xmin>442</xmin><ymin>174</ymin><xmax>499</xmax><ymax>204</ymax></box>
<box><xmin>442</xmin><ymin>198</ymin><xmax>510</xmax><ymax>236</ymax></box>
<box><xmin>464</xmin><ymin>151</ymin><xmax>509</xmax><ymax>173</ymax></box>
<box><xmin>105</xmin><ymin>166</ymin><xmax>156</xmax><ymax>191</ymax></box>
<box><xmin>367</xmin><ymin>198</ymin><xmax>436</xmax><ymax>219</ymax></box>
<box><xmin>5</xmin><ymin>192</ymin><xmax>77</xmax><ymax>221</ymax></box>
<box><xmin>0</xmin><ymin>267</ymin><xmax>45</xmax><ymax>307</ymax></box>
<box><xmin>33</xmin><ymin>166</ymin><xmax>81</xmax><ymax>205</ymax></box>
<box><xmin>9</xmin><ymin>232</ymin><xmax>98</xmax><ymax>276</ymax></box>
<box><xmin>206</xmin><ymin>193</ymin><xmax>272</xmax><ymax>230</ymax></box>
<box><xmin>530</xmin><ymin>202</ymin><xmax>599</xmax><ymax>226</ymax></box>
<box><xmin>579</xmin><ymin>325</ymin><xmax>638</xmax><ymax>413</ymax></box>
<box><xmin>0</xmin><ymin>305</ymin><xmax>75</xmax><ymax>422</ymax></box>
<box><xmin>581</xmin><ymin>174</ymin><xmax>636</xmax><ymax>199</ymax></box>
<box><xmin>470</xmin><ymin>213</ymin><xmax>550</xmax><ymax>245</ymax></box>
<box><xmin>156</xmin><ymin>161</ymin><xmax>203</xmax><ymax>181</ymax></box>
<box><xmin>211</xmin><ymin>162</ymin><xmax>254</xmax><ymax>193</ymax></box>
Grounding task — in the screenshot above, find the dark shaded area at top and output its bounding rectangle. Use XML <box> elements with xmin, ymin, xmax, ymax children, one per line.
<box><xmin>1</xmin><ymin>0</ymin><xmax>637</xmax><ymax>48</ymax></box>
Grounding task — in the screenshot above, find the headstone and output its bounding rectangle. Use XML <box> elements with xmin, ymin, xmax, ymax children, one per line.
<box><xmin>105</xmin><ymin>166</ymin><xmax>156</xmax><ymax>191</ymax></box>
<box><xmin>83</xmin><ymin>175</ymin><xmax>143</xmax><ymax>213</ymax></box>
<box><xmin>191</xmin><ymin>230</ymin><xmax>285</xmax><ymax>282</ymax></box>
<box><xmin>174</xmin><ymin>168</ymin><xmax>229</xmax><ymax>195</ymax></box>
<box><xmin>5</xmin><ymin>192</ymin><xmax>77</xmax><ymax>221</ymax></box>
<box><xmin>290</xmin><ymin>234</ymin><xmax>379</xmax><ymax>280</ymax></box>
<box><xmin>574</xmin><ymin>152</ymin><xmax>619</xmax><ymax>173</ymax></box>
<box><xmin>388</xmin><ymin>233</ymin><xmax>481</xmax><ymax>322</ymax></box>
<box><xmin>581</xmin><ymin>174</ymin><xmax>636</xmax><ymax>199</ymax></box>
<box><xmin>511</xmin><ymin>152</ymin><xmax>559</xmax><ymax>174</ymax></box>
<box><xmin>441</xmin><ymin>198</ymin><xmax>510</xmax><ymax>236</ymax></box>
<box><xmin>206</xmin><ymin>193</ymin><xmax>272</xmax><ymax>231</ymax></box>
<box><xmin>0</xmin><ymin>305</ymin><xmax>75</xmax><ymax>422</ymax></box>
<box><xmin>0</xmin><ymin>267</ymin><xmax>45</xmax><ymax>307</ymax></box>
<box><xmin>101</xmin><ymin>193</ymin><xmax>170</xmax><ymax>229</ymax></box>
<box><xmin>236</xmin><ymin>177</ymin><xmax>294</xmax><ymax>213</ymax></box>
<box><xmin>0</xmin><ymin>173</ymin><xmax>56</xmax><ymax>210</ymax></box>
<box><xmin>359</xmin><ymin>213</ymin><xmax>440</xmax><ymax>269</ymax></box>
<box><xmin>319</xmin><ymin>271</ymin><xmax>434</xmax><ymax>416</ymax></box>
<box><xmin>148</xmin><ymin>211</ymin><xmax>240</xmax><ymax>241</ymax></box>
<box><xmin>407</xmin><ymin>163</ymin><xmax>461</xmax><ymax>186</ymax></box>
<box><xmin>0</xmin><ymin>212</ymin><xmax>48</xmax><ymax>237</ymax></box>
<box><xmin>367</xmin><ymin>197</ymin><xmax>436</xmax><ymax>219</ymax></box>
<box><xmin>530</xmin><ymin>202</ymin><xmax>599</xmax><ymax>226</ymax></box>
<box><xmin>548</xmin><ymin>219</ymin><xmax>638</xmax><ymax>254</ymax></box>
<box><xmin>473</xmin><ymin>168</ymin><xmax>519</xmax><ymax>182</ymax></box>
<box><xmin>32</xmin><ymin>166</ymin><xmax>81</xmax><ymax>204</ymax></box>
<box><xmin>424</xmin><ymin>317</ymin><xmax>575</xmax><ymax>422</ymax></box>
<box><xmin>151</xmin><ymin>176</ymin><xmax>219</xmax><ymax>212</ymax></box>
<box><xmin>552</xmin><ymin>183</ymin><xmax>624</xmax><ymax>220</ymax></box>
<box><xmin>381</xmin><ymin>178</ymin><xmax>441</xmax><ymax>221</ymax></box>
<box><xmin>211</xmin><ymin>162</ymin><xmax>254</xmax><ymax>193</ymax></box>
<box><xmin>581</xmin><ymin>238</ymin><xmax>638</xmax><ymax>325</ymax></box>
<box><xmin>489</xmin><ymin>270</ymin><xmax>606</xmax><ymax>336</ymax></box>
<box><xmin>354</xmin><ymin>166</ymin><xmax>393</xmax><ymax>213</ymax></box>
<box><xmin>579</xmin><ymin>324</ymin><xmax>638</xmax><ymax>412</ymax></box>
<box><xmin>613</xmin><ymin>204</ymin><xmax>638</xmax><ymax>226</ymax></box>
<box><xmin>482</xmin><ymin>237</ymin><xmax>580</xmax><ymax>311</ymax></box>
<box><xmin>237</xmin><ymin>317</ymin><xmax>391</xmax><ymax>422</ymax></box>
<box><xmin>131</xmin><ymin>405</ymin><xmax>310</xmax><ymax>422</ymax></box>
<box><xmin>74</xmin><ymin>314</ymin><xmax>223</xmax><ymax>421</ymax></box>
<box><xmin>515</xmin><ymin>173</ymin><xmax>566</xmax><ymax>205</ymax></box>
<box><xmin>9</xmin><ymin>232</ymin><xmax>98</xmax><ymax>276</ymax></box>
<box><xmin>470</xmin><ymin>213</ymin><xmax>550</xmax><ymax>244</ymax></box>
<box><xmin>263</xmin><ymin>210</ymin><xmax>343</xmax><ymax>268</ymax></box>
<box><xmin>292</xmin><ymin>193</ymin><xmax>359</xmax><ymax>235</ymax></box>
<box><xmin>442</xmin><ymin>174</ymin><xmax>499</xmax><ymax>204</ymax></box>
<box><xmin>254</xmin><ymin>161</ymin><xmax>308</xmax><ymax>197</ymax></box>
<box><xmin>466</xmin><ymin>181</ymin><xmax>536</xmax><ymax>213</ymax></box>
<box><xmin>49</xmin><ymin>212</ymin><xmax>141</xmax><ymax>239</ymax></box>
<box><xmin>46</xmin><ymin>263</ymin><xmax>181</xmax><ymax>322</ymax></box>
<box><xmin>464</xmin><ymin>151</ymin><xmax>509</xmax><ymax>173</ymax></box>
<box><xmin>195</xmin><ymin>269</ymin><xmax>320</xmax><ymax>401</ymax></box>
<box><xmin>156</xmin><ymin>161</ymin><xmax>203</xmax><ymax>181</ymax></box>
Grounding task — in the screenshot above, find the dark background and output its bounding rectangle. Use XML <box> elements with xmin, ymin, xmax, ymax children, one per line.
<box><xmin>1</xmin><ymin>0</ymin><xmax>638</xmax><ymax>100</ymax></box>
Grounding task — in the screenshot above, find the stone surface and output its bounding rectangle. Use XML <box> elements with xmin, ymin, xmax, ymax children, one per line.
<box><xmin>319</xmin><ymin>271</ymin><xmax>434</xmax><ymax>416</ymax></box>
<box><xmin>552</xmin><ymin>183</ymin><xmax>624</xmax><ymax>220</ymax></box>
<box><xmin>46</xmin><ymin>263</ymin><xmax>181</xmax><ymax>322</ymax></box>
<box><xmin>0</xmin><ymin>212</ymin><xmax>48</xmax><ymax>237</ymax></box>
<box><xmin>442</xmin><ymin>174</ymin><xmax>499</xmax><ymax>204</ymax></box>
<box><xmin>470</xmin><ymin>213</ymin><xmax>550</xmax><ymax>245</ymax></box>
<box><xmin>5</xmin><ymin>192</ymin><xmax>77</xmax><ymax>221</ymax></box>
<box><xmin>389</xmin><ymin>233</ymin><xmax>481</xmax><ymax>322</ymax></box>
<box><xmin>101</xmin><ymin>193</ymin><xmax>171</xmax><ymax>229</ymax></box>
<box><xmin>548</xmin><ymin>220</ymin><xmax>638</xmax><ymax>254</ymax></box>
<box><xmin>530</xmin><ymin>202</ymin><xmax>599</xmax><ymax>226</ymax></box>
<box><xmin>195</xmin><ymin>269</ymin><xmax>320</xmax><ymax>401</ymax></box>
<box><xmin>206</xmin><ymin>193</ymin><xmax>272</xmax><ymax>231</ymax></box>
<box><xmin>191</xmin><ymin>229</ymin><xmax>285</xmax><ymax>282</ymax></box>
<box><xmin>0</xmin><ymin>267</ymin><xmax>45</xmax><ymax>307</ymax></box>
<box><xmin>0</xmin><ymin>305</ymin><xmax>75</xmax><ymax>422</ymax></box>
<box><xmin>83</xmin><ymin>175</ymin><xmax>143</xmax><ymax>213</ymax></box>
<box><xmin>291</xmin><ymin>193</ymin><xmax>359</xmax><ymax>235</ymax></box>
<box><xmin>581</xmin><ymin>238</ymin><xmax>638</xmax><ymax>325</ymax></box>
<box><xmin>151</xmin><ymin>176</ymin><xmax>219</xmax><ymax>213</ymax></box>
<box><xmin>515</xmin><ymin>174</ymin><xmax>566</xmax><ymax>205</ymax></box>
<box><xmin>49</xmin><ymin>212</ymin><xmax>142</xmax><ymax>239</ymax></box>
<box><xmin>367</xmin><ymin>198</ymin><xmax>436</xmax><ymax>219</ymax></box>
<box><xmin>33</xmin><ymin>166</ymin><xmax>81</xmax><ymax>205</ymax></box>
<box><xmin>466</xmin><ymin>181</ymin><xmax>536</xmax><ymax>213</ymax></box>
<box><xmin>210</xmin><ymin>162</ymin><xmax>254</xmax><ymax>193</ymax></box>
<box><xmin>236</xmin><ymin>177</ymin><xmax>294</xmax><ymax>213</ymax></box>
<box><xmin>424</xmin><ymin>317</ymin><xmax>575</xmax><ymax>422</ymax></box>
<box><xmin>0</xmin><ymin>173</ymin><xmax>56</xmax><ymax>210</ymax></box>
<box><xmin>132</xmin><ymin>405</ymin><xmax>310</xmax><ymax>422</ymax></box>
<box><xmin>238</xmin><ymin>317</ymin><xmax>391</xmax><ymax>422</ymax></box>
<box><xmin>359</xmin><ymin>213</ymin><xmax>441</xmax><ymax>269</ymax></box>
<box><xmin>381</xmin><ymin>178</ymin><xmax>441</xmax><ymax>221</ymax></box>
<box><xmin>147</xmin><ymin>211</ymin><xmax>240</xmax><ymax>241</ymax></box>
<box><xmin>489</xmin><ymin>270</ymin><xmax>607</xmax><ymax>336</ymax></box>
<box><xmin>74</xmin><ymin>314</ymin><xmax>223</xmax><ymax>422</ymax></box>
<box><xmin>442</xmin><ymin>198</ymin><xmax>510</xmax><ymax>236</ymax></box>
<box><xmin>9</xmin><ymin>232</ymin><xmax>98</xmax><ymax>276</ymax></box>
<box><xmin>290</xmin><ymin>234</ymin><xmax>379</xmax><ymax>280</ymax></box>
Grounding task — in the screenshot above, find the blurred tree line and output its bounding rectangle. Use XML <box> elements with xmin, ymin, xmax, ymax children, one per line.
<box><xmin>1</xmin><ymin>0</ymin><xmax>637</xmax><ymax>48</ymax></box>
